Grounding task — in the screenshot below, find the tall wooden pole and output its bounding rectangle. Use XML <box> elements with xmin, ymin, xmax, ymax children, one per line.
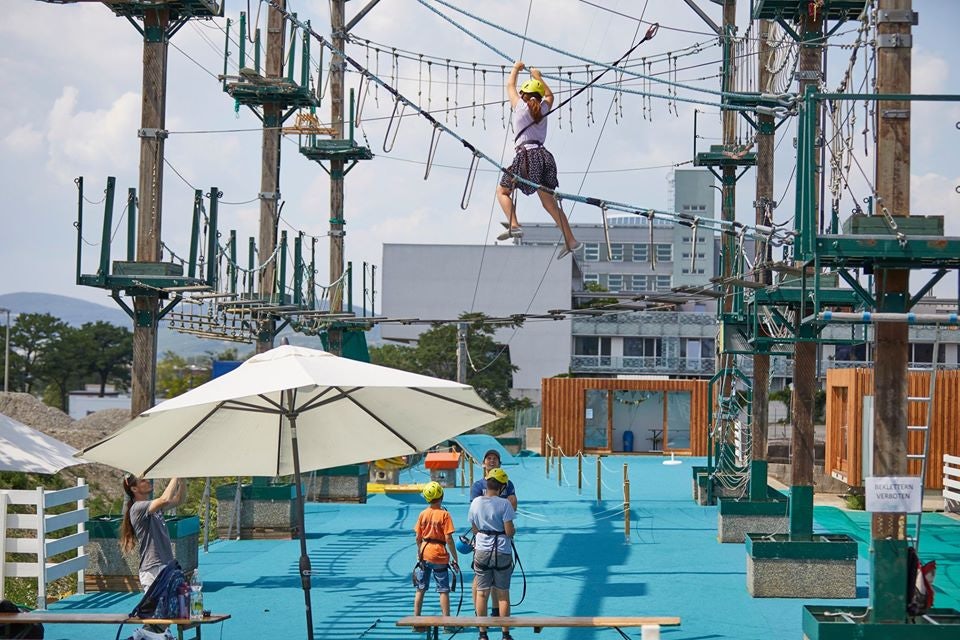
<box><xmin>131</xmin><ymin>7</ymin><xmax>170</xmax><ymax>417</ymax></box>
<box><xmin>749</xmin><ymin>18</ymin><xmax>775</xmax><ymax>501</ymax></box>
<box><xmin>327</xmin><ymin>0</ymin><xmax>347</xmax><ymax>355</ymax></box>
<box><xmin>255</xmin><ymin>0</ymin><xmax>286</xmax><ymax>354</ymax></box>
<box><xmin>870</xmin><ymin>0</ymin><xmax>913</xmax><ymax>622</ymax></box>
<box><xmin>788</xmin><ymin>6</ymin><xmax>823</xmax><ymax>541</ymax></box>
<box><xmin>716</xmin><ymin>0</ymin><xmax>737</xmax><ymax>469</ymax></box>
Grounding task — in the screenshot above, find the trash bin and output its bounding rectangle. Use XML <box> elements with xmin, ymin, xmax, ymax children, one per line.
<box><xmin>622</xmin><ymin>430</ymin><xmax>634</xmax><ymax>452</ymax></box>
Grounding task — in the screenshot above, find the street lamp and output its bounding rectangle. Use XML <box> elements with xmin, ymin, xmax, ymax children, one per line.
<box><xmin>0</xmin><ymin>308</ymin><xmax>10</xmax><ymax>393</ymax></box>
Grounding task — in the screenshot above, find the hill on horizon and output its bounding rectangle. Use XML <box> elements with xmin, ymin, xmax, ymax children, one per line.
<box><xmin>0</xmin><ymin>291</ymin><xmax>380</xmax><ymax>357</ymax></box>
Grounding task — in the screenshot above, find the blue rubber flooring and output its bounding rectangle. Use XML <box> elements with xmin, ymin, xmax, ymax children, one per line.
<box><xmin>39</xmin><ymin>455</ymin><xmax>960</xmax><ymax>639</ymax></box>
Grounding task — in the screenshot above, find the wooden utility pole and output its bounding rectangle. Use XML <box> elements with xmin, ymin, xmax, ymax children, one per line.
<box><xmin>870</xmin><ymin>0</ymin><xmax>913</xmax><ymax>622</ymax></box>
<box><xmin>788</xmin><ymin>5</ymin><xmax>824</xmax><ymax>541</ymax></box>
<box><xmin>750</xmin><ymin>18</ymin><xmax>775</xmax><ymax>500</ymax></box>
<box><xmin>716</xmin><ymin>0</ymin><xmax>737</xmax><ymax>462</ymax></box>
<box><xmin>131</xmin><ymin>7</ymin><xmax>170</xmax><ymax>417</ymax></box>
<box><xmin>255</xmin><ymin>0</ymin><xmax>286</xmax><ymax>354</ymax></box>
<box><xmin>327</xmin><ymin>0</ymin><xmax>347</xmax><ymax>355</ymax></box>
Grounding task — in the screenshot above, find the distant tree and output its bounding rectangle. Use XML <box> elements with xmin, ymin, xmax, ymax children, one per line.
<box><xmin>577</xmin><ymin>282</ymin><xmax>619</xmax><ymax>309</ymax></box>
<box><xmin>156</xmin><ymin>351</ymin><xmax>212</xmax><ymax>399</ymax></box>
<box><xmin>37</xmin><ymin>325</ymin><xmax>86</xmax><ymax>410</ymax></box>
<box><xmin>78</xmin><ymin>321</ymin><xmax>133</xmax><ymax>395</ymax></box>
<box><xmin>370</xmin><ymin>314</ymin><xmax>529</xmax><ymax>434</ymax></box>
<box><xmin>9</xmin><ymin>313</ymin><xmax>69</xmax><ymax>393</ymax></box>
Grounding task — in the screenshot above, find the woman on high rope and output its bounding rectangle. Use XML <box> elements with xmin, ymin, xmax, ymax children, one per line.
<box><xmin>496</xmin><ymin>61</ymin><xmax>581</xmax><ymax>259</ymax></box>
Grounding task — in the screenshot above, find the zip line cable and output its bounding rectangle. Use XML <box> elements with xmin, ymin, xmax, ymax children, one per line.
<box><xmin>262</xmin><ymin>0</ymin><xmax>794</xmax><ymax>247</ymax></box>
<box><xmin>417</xmin><ymin>0</ymin><xmax>795</xmax><ymax>106</ymax></box>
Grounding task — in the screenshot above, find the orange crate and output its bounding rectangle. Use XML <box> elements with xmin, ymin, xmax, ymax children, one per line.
<box><xmin>424</xmin><ymin>452</ymin><xmax>461</xmax><ymax>470</ymax></box>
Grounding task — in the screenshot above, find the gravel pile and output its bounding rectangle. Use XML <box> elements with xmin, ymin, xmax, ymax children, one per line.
<box><xmin>0</xmin><ymin>392</ymin><xmax>130</xmax><ymax>508</ymax></box>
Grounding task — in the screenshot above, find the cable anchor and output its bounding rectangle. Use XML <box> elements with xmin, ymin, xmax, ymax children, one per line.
<box><xmin>382</xmin><ymin>96</ymin><xmax>406</xmax><ymax>153</ymax></box>
<box><xmin>460</xmin><ymin>152</ymin><xmax>480</xmax><ymax>210</ymax></box>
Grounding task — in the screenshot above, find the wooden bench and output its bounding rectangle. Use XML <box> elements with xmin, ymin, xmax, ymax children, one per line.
<box><xmin>0</xmin><ymin>612</ymin><xmax>230</xmax><ymax>640</ymax></box>
<box><xmin>397</xmin><ymin>615</ymin><xmax>681</xmax><ymax>640</ymax></box>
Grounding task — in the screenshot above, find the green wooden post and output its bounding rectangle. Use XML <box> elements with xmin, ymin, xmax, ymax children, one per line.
<box><xmin>206</xmin><ymin>187</ymin><xmax>219</xmax><ymax>288</ymax></box>
<box><xmin>278</xmin><ymin>230</ymin><xmax>287</xmax><ymax>304</ymax></box>
<box><xmin>294</xmin><ymin>232</ymin><xmax>303</xmax><ymax>306</ymax></box>
<box><xmin>188</xmin><ymin>189</ymin><xmax>201</xmax><ymax>279</ymax></box>
<box><xmin>229</xmin><ymin>230</ymin><xmax>237</xmax><ymax>294</ymax></box>
<box><xmin>98</xmin><ymin>177</ymin><xmax>116</xmax><ymax>284</ymax></box>
<box><xmin>238</xmin><ymin>12</ymin><xmax>246</xmax><ymax>70</ymax></box>
<box><xmin>126</xmin><ymin>188</ymin><xmax>136</xmax><ymax>261</ymax></box>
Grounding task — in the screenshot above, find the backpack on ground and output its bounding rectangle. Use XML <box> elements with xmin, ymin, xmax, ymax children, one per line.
<box><xmin>0</xmin><ymin>599</ymin><xmax>44</xmax><ymax>639</ymax></box>
<box><xmin>906</xmin><ymin>546</ymin><xmax>936</xmax><ymax>616</ymax></box>
<box><xmin>130</xmin><ymin>561</ymin><xmax>189</xmax><ymax>620</ymax></box>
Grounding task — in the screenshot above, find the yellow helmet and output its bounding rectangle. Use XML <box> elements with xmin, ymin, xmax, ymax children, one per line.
<box><xmin>422</xmin><ymin>481</ymin><xmax>444</xmax><ymax>502</ymax></box>
<box><xmin>519</xmin><ymin>78</ymin><xmax>545</xmax><ymax>97</ymax></box>
<box><xmin>485</xmin><ymin>467</ymin><xmax>509</xmax><ymax>485</ymax></box>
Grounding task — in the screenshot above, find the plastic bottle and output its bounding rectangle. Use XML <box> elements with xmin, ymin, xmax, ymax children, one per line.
<box><xmin>189</xmin><ymin>569</ymin><xmax>204</xmax><ymax>620</ymax></box>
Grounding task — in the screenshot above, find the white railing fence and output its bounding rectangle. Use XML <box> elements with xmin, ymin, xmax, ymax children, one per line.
<box><xmin>944</xmin><ymin>454</ymin><xmax>960</xmax><ymax>513</ymax></box>
<box><xmin>0</xmin><ymin>478</ymin><xmax>89</xmax><ymax>608</ymax></box>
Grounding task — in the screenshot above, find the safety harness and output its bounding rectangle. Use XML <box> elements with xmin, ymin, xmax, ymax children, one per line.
<box><xmin>472</xmin><ymin>530</ymin><xmax>527</xmax><ymax>607</ymax></box>
<box><xmin>413</xmin><ymin>535</ymin><xmax>464</xmax><ymax>615</ymax></box>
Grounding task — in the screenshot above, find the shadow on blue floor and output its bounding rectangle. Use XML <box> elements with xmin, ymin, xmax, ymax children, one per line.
<box><xmin>38</xmin><ymin>455</ymin><xmax>960</xmax><ymax>640</ymax></box>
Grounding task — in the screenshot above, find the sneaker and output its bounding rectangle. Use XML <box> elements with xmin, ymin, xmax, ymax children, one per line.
<box><xmin>496</xmin><ymin>227</ymin><xmax>523</xmax><ymax>242</ymax></box>
<box><xmin>557</xmin><ymin>241</ymin><xmax>583</xmax><ymax>260</ymax></box>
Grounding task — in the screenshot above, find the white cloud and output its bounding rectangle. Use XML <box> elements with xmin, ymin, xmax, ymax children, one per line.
<box><xmin>3</xmin><ymin>123</ymin><xmax>43</xmax><ymax>154</ymax></box>
<box><xmin>44</xmin><ymin>87</ymin><xmax>141</xmax><ymax>182</ymax></box>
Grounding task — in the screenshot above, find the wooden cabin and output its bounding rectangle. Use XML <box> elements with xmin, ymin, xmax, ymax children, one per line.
<box><xmin>541</xmin><ymin>377</ymin><xmax>710</xmax><ymax>456</ymax></box>
<box><xmin>825</xmin><ymin>368</ymin><xmax>960</xmax><ymax>490</ymax></box>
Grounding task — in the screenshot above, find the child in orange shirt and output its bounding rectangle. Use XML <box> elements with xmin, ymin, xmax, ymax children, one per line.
<box><xmin>413</xmin><ymin>481</ymin><xmax>460</xmax><ymax>622</ymax></box>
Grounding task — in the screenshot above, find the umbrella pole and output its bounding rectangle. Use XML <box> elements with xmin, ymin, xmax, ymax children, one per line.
<box><xmin>288</xmin><ymin>410</ymin><xmax>315</xmax><ymax>640</ymax></box>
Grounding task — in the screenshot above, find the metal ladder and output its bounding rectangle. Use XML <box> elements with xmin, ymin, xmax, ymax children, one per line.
<box><xmin>906</xmin><ymin>327</ymin><xmax>941</xmax><ymax>551</ymax></box>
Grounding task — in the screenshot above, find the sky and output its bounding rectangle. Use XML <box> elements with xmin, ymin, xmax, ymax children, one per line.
<box><xmin>1</xmin><ymin>0</ymin><xmax>958</xmax><ymax>312</ymax></box>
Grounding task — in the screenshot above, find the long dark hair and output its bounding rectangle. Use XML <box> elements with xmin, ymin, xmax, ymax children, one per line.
<box><xmin>522</xmin><ymin>92</ymin><xmax>543</xmax><ymax>123</ymax></box>
<box><xmin>120</xmin><ymin>474</ymin><xmax>138</xmax><ymax>554</ymax></box>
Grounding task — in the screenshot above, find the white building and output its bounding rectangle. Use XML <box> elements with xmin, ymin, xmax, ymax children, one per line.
<box><xmin>380</xmin><ymin>244</ymin><xmax>575</xmax><ymax>400</ymax></box>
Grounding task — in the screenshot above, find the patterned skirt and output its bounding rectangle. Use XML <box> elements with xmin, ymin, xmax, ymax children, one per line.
<box><xmin>499</xmin><ymin>146</ymin><xmax>559</xmax><ymax>195</ymax></box>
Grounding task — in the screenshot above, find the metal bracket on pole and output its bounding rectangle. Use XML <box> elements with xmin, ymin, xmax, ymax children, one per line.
<box><xmin>881</xmin><ymin>109</ymin><xmax>910</xmax><ymax>119</ymax></box>
<box><xmin>876</xmin><ymin>9</ymin><xmax>918</xmax><ymax>25</ymax></box>
<box><xmin>877</xmin><ymin>33</ymin><xmax>913</xmax><ymax>48</ymax></box>
<box><xmin>259</xmin><ymin>191</ymin><xmax>280</xmax><ymax>200</ymax></box>
<box><xmin>329</xmin><ymin>229</ymin><xmax>345</xmax><ymax>238</ymax></box>
<box><xmin>138</xmin><ymin>128</ymin><xmax>169</xmax><ymax>139</ymax></box>
<box><xmin>794</xmin><ymin>70</ymin><xmax>823</xmax><ymax>82</ymax></box>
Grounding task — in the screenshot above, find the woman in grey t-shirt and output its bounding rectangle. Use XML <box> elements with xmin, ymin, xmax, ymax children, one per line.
<box><xmin>120</xmin><ymin>475</ymin><xmax>185</xmax><ymax>589</ymax></box>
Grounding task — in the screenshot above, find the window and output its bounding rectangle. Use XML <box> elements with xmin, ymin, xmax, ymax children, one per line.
<box><xmin>607</xmin><ymin>274</ymin><xmax>623</xmax><ymax>292</ymax></box>
<box><xmin>575</xmin><ymin>336</ymin><xmax>611</xmax><ymax>356</ymax></box>
<box><xmin>630</xmin><ymin>275</ymin><xmax>648</xmax><ymax>291</ymax></box>
<box><xmin>624</xmin><ymin>337</ymin><xmax>661</xmax><ymax>357</ymax></box>
<box><xmin>583</xmin><ymin>273</ymin><xmax>599</xmax><ymax>286</ymax></box>
<box><xmin>632</xmin><ymin>243</ymin><xmax>648</xmax><ymax>262</ymax></box>
<box><xmin>656</xmin><ymin>275</ymin><xmax>672</xmax><ymax>291</ymax></box>
<box><xmin>609</xmin><ymin>243</ymin><xmax>624</xmax><ymax>262</ymax></box>
<box><xmin>583</xmin><ymin>243</ymin><xmax>601</xmax><ymax>262</ymax></box>
<box><xmin>656</xmin><ymin>244</ymin><xmax>672</xmax><ymax>262</ymax></box>
<box><xmin>680</xmin><ymin>338</ymin><xmax>715</xmax><ymax>357</ymax></box>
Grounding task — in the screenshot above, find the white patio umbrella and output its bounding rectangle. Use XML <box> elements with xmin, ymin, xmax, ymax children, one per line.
<box><xmin>0</xmin><ymin>412</ymin><xmax>83</xmax><ymax>474</ymax></box>
<box><xmin>78</xmin><ymin>345</ymin><xmax>502</xmax><ymax>640</ymax></box>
